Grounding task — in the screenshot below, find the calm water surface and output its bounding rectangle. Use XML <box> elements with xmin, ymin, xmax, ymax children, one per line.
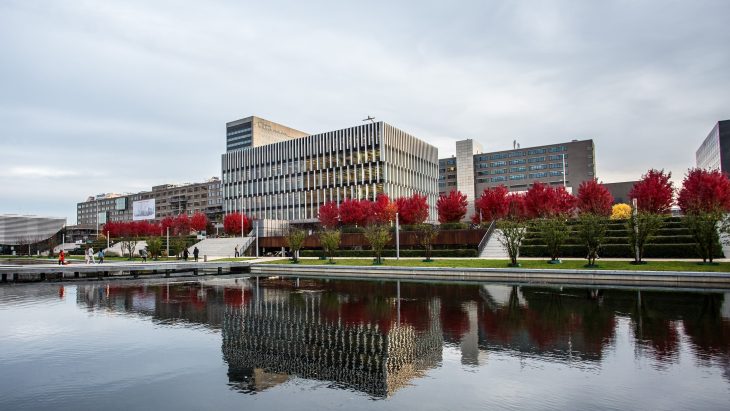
<box><xmin>0</xmin><ymin>277</ymin><xmax>729</xmax><ymax>410</ymax></box>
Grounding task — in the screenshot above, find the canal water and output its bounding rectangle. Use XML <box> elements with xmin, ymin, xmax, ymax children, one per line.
<box><xmin>0</xmin><ymin>278</ymin><xmax>728</xmax><ymax>410</ymax></box>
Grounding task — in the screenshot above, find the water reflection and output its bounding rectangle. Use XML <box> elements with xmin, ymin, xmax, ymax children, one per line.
<box><xmin>73</xmin><ymin>279</ymin><xmax>730</xmax><ymax>398</ymax></box>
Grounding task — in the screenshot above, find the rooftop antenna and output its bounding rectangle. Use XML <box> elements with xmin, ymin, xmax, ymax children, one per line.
<box><xmin>362</xmin><ymin>115</ymin><xmax>375</xmax><ymax>124</ymax></box>
<box><xmin>513</xmin><ymin>139</ymin><xmax>517</xmax><ymax>149</ymax></box>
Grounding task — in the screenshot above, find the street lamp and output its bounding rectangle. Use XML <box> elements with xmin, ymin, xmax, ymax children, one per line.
<box><xmin>562</xmin><ymin>153</ymin><xmax>567</xmax><ymax>188</ymax></box>
<box><xmin>395</xmin><ymin>212</ymin><xmax>400</xmax><ymax>260</ymax></box>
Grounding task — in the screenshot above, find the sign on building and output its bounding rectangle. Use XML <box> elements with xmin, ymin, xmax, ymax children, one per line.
<box><xmin>132</xmin><ymin>199</ymin><xmax>156</xmax><ymax>221</ymax></box>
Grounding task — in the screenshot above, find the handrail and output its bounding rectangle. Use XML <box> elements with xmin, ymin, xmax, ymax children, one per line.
<box><xmin>477</xmin><ymin>220</ymin><xmax>497</xmax><ymax>254</ymax></box>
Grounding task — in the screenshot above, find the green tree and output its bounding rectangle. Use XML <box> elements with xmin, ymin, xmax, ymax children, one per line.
<box><xmin>578</xmin><ymin>213</ymin><xmax>608</xmax><ymax>266</ymax></box>
<box><xmin>286</xmin><ymin>228</ymin><xmax>306</xmax><ymax>263</ymax></box>
<box><xmin>319</xmin><ymin>229</ymin><xmax>341</xmax><ymax>264</ymax></box>
<box><xmin>690</xmin><ymin>211</ymin><xmax>724</xmax><ymax>263</ymax></box>
<box><xmin>496</xmin><ymin>219</ymin><xmax>528</xmax><ymax>267</ymax></box>
<box><xmin>626</xmin><ymin>212</ymin><xmax>663</xmax><ymax>263</ymax></box>
<box><xmin>534</xmin><ymin>217</ymin><xmax>568</xmax><ymax>263</ymax></box>
<box><xmin>169</xmin><ymin>237</ymin><xmax>186</xmax><ymax>259</ymax></box>
<box><xmin>415</xmin><ymin>223</ymin><xmax>439</xmax><ymax>262</ymax></box>
<box><xmin>364</xmin><ymin>224</ymin><xmax>391</xmax><ymax>265</ymax></box>
<box><xmin>146</xmin><ymin>237</ymin><xmax>163</xmax><ymax>260</ymax></box>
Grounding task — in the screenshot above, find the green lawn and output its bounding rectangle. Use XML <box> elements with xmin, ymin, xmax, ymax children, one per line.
<box><xmin>264</xmin><ymin>258</ymin><xmax>730</xmax><ymax>272</ymax></box>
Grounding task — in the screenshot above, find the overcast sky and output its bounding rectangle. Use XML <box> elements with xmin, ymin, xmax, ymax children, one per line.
<box><xmin>1</xmin><ymin>0</ymin><xmax>728</xmax><ymax>223</ymax></box>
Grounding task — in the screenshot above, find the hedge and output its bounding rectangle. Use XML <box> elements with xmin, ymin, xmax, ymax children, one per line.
<box><xmin>299</xmin><ymin>249</ymin><xmax>478</xmax><ymax>258</ymax></box>
<box><xmin>519</xmin><ymin>243</ymin><xmax>723</xmax><ymax>259</ymax></box>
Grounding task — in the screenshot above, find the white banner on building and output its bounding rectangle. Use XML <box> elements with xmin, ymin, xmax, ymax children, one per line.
<box><xmin>132</xmin><ymin>199</ymin><xmax>156</xmax><ymax>220</ymax></box>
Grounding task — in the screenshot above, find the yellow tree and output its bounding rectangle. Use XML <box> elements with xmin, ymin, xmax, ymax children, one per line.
<box><xmin>610</xmin><ymin>203</ymin><xmax>632</xmax><ymax>220</ymax></box>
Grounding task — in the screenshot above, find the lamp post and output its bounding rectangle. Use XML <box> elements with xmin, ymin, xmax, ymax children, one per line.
<box><xmin>395</xmin><ymin>212</ymin><xmax>400</xmax><ymax>260</ymax></box>
<box><xmin>166</xmin><ymin>227</ymin><xmax>170</xmax><ymax>258</ymax></box>
<box><xmin>632</xmin><ymin>198</ymin><xmax>639</xmax><ymax>262</ymax></box>
<box><xmin>562</xmin><ymin>153</ymin><xmax>567</xmax><ymax>188</ymax></box>
<box><xmin>240</xmin><ymin>197</ymin><xmax>244</xmax><ymax>238</ymax></box>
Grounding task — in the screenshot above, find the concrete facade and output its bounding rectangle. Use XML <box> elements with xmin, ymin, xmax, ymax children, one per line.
<box><xmin>226</xmin><ymin>116</ymin><xmax>309</xmax><ymax>152</ymax></box>
<box><xmin>696</xmin><ymin>120</ymin><xmax>730</xmax><ymax>172</ymax></box>
<box><xmin>222</xmin><ymin>120</ymin><xmax>439</xmax><ymax>222</ymax></box>
<box><xmin>440</xmin><ymin>139</ymin><xmax>596</xmax><ymax>198</ymax></box>
<box><xmin>455</xmin><ymin>139</ymin><xmax>483</xmax><ymax>221</ymax></box>
<box><xmin>77</xmin><ymin>177</ymin><xmax>223</xmax><ymax>226</ymax></box>
<box><xmin>604</xmin><ymin>181</ymin><xmax>638</xmax><ymax>205</ymax></box>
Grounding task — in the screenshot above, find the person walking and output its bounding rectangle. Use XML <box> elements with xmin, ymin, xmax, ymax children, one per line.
<box><xmin>234</xmin><ymin>245</ymin><xmax>239</xmax><ymax>258</ymax></box>
<box><xmin>183</xmin><ymin>248</ymin><xmax>189</xmax><ymax>261</ymax></box>
<box><xmin>58</xmin><ymin>249</ymin><xmax>65</xmax><ymax>266</ymax></box>
<box><xmin>140</xmin><ymin>248</ymin><xmax>148</xmax><ymax>263</ymax></box>
<box><xmin>88</xmin><ymin>246</ymin><xmax>96</xmax><ymax>264</ymax></box>
<box><xmin>193</xmin><ymin>246</ymin><xmax>199</xmax><ymax>262</ymax></box>
<box><xmin>84</xmin><ymin>247</ymin><xmax>90</xmax><ymax>264</ymax></box>
<box><xmin>97</xmin><ymin>249</ymin><xmax>104</xmax><ymax>264</ymax></box>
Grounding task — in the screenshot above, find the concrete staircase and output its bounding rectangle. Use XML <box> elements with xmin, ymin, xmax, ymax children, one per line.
<box><xmin>187</xmin><ymin>237</ymin><xmax>256</xmax><ymax>260</ymax></box>
<box><xmin>479</xmin><ymin>229</ymin><xmax>509</xmax><ymax>259</ymax></box>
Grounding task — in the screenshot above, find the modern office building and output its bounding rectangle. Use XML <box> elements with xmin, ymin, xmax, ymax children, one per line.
<box><xmin>76</xmin><ymin>177</ymin><xmax>223</xmax><ymax>226</ymax></box>
<box><xmin>222</xmin><ymin>119</ymin><xmax>439</xmax><ymax>222</ymax></box>
<box><xmin>696</xmin><ymin>120</ymin><xmax>730</xmax><ymax>171</ymax></box>
<box><xmin>0</xmin><ymin>214</ymin><xmax>66</xmax><ymax>246</ymax></box>
<box><xmin>226</xmin><ymin>116</ymin><xmax>309</xmax><ymax>152</ymax></box>
<box><xmin>439</xmin><ymin>139</ymin><xmax>596</xmax><ymax>220</ymax></box>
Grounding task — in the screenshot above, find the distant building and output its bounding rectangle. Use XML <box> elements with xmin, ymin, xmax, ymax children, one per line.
<box><xmin>603</xmin><ymin>181</ymin><xmax>638</xmax><ymax>205</ymax></box>
<box><xmin>0</xmin><ymin>214</ymin><xmax>66</xmax><ymax>247</ymax></box>
<box><xmin>696</xmin><ymin>120</ymin><xmax>730</xmax><ymax>171</ymax></box>
<box><xmin>439</xmin><ymin>139</ymin><xmax>597</xmax><ymax>220</ymax></box>
<box><xmin>76</xmin><ymin>177</ymin><xmax>223</xmax><ymax>227</ymax></box>
<box><xmin>222</xmin><ymin>118</ymin><xmax>439</xmax><ymax>222</ymax></box>
<box><xmin>226</xmin><ymin>116</ymin><xmax>309</xmax><ymax>152</ymax></box>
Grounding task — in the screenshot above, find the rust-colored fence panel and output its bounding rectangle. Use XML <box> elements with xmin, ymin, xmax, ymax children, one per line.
<box><xmin>259</xmin><ymin>229</ymin><xmax>487</xmax><ymax>249</ymax></box>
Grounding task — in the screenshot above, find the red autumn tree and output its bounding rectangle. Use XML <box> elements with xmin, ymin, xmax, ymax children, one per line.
<box><xmin>677</xmin><ymin>168</ymin><xmax>730</xmax><ymax>214</ymax></box>
<box><xmin>629</xmin><ymin>169</ymin><xmax>675</xmax><ymax>214</ymax></box>
<box><xmin>505</xmin><ymin>193</ymin><xmax>527</xmax><ymax>220</ymax></box>
<box><xmin>190</xmin><ymin>212</ymin><xmax>208</xmax><ymax>233</ymax></box>
<box><xmin>554</xmin><ymin>186</ymin><xmax>577</xmax><ymax>216</ymax></box>
<box><xmin>372</xmin><ymin>193</ymin><xmax>397</xmax><ymax>224</ymax></box>
<box><xmin>474</xmin><ymin>185</ymin><xmax>510</xmax><ymax>222</ymax></box>
<box><xmin>437</xmin><ymin>190</ymin><xmax>468</xmax><ymax>223</ymax></box>
<box><xmin>577</xmin><ymin>180</ymin><xmax>614</xmax><ymax>216</ymax></box>
<box><xmin>223</xmin><ymin>212</ymin><xmax>251</xmax><ymax>236</ymax></box>
<box><xmin>135</xmin><ymin>220</ymin><xmax>159</xmax><ymax>237</ymax></box>
<box><xmin>102</xmin><ymin>221</ymin><xmax>121</xmax><ymax>238</ymax></box>
<box><xmin>173</xmin><ymin>213</ymin><xmax>191</xmax><ymax>236</ymax></box>
<box><xmin>396</xmin><ymin>193</ymin><xmax>429</xmax><ymax>225</ymax></box>
<box><xmin>160</xmin><ymin>216</ymin><xmax>175</xmax><ymax>234</ymax></box>
<box><xmin>339</xmin><ymin>199</ymin><xmax>370</xmax><ymax>226</ymax></box>
<box><xmin>524</xmin><ymin>182</ymin><xmax>575</xmax><ymax>218</ymax></box>
<box><xmin>318</xmin><ymin>202</ymin><xmax>340</xmax><ymax>229</ymax></box>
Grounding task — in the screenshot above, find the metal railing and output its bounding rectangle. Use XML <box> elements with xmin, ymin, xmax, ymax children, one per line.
<box><xmin>477</xmin><ymin>220</ymin><xmax>497</xmax><ymax>255</ymax></box>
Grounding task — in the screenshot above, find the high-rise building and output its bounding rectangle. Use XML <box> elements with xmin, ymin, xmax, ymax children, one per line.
<box><xmin>222</xmin><ymin>119</ymin><xmax>439</xmax><ymax>222</ymax></box>
<box><xmin>76</xmin><ymin>177</ymin><xmax>223</xmax><ymax>226</ymax></box>
<box><xmin>226</xmin><ymin>116</ymin><xmax>309</xmax><ymax>152</ymax></box>
<box><xmin>696</xmin><ymin>120</ymin><xmax>730</xmax><ymax>171</ymax></box>
<box><xmin>439</xmin><ymin>139</ymin><xmax>597</xmax><ymax>220</ymax></box>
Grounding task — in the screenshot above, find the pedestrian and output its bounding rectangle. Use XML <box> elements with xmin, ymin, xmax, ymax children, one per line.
<box><xmin>97</xmin><ymin>249</ymin><xmax>104</xmax><ymax>264</ymax></box>
<box><xmin>234</xmin><ymin>245</ymin><xmax>239</xmax><ymax>258</ymax></box>
<box><xmin>58</xmin><ymin>249</ymin><xmax>65</xmax><ymax>266</ymax></box>
<box><xmin>140</xmin><ymin>248</ymin><xmax>148</xmax><ymax>263</ymax></box>
<box><xmin>193</xmin><ymin>246</ymin><xmax>199</xmax><ymax>262</ymax></box>
<box><xmin>183</xmin><ymin>248</ymin><xmax>189</xmax><ymax>261</ymax></box>
<box><xmin>84</xmin><ymin>247</ymin><xmax>90</xmax><ymax>264</ymax></box>
<box><xmin>88</xmin><ymin>246</ymin><xmax>96</xmax><ymax>264</ymax></box>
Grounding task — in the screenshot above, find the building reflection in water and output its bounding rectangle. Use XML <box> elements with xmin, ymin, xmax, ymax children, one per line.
<box><xmin>75</xmin><ymin>279</ymin><xmax>730</xmax><ymax>397</ymax></box>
